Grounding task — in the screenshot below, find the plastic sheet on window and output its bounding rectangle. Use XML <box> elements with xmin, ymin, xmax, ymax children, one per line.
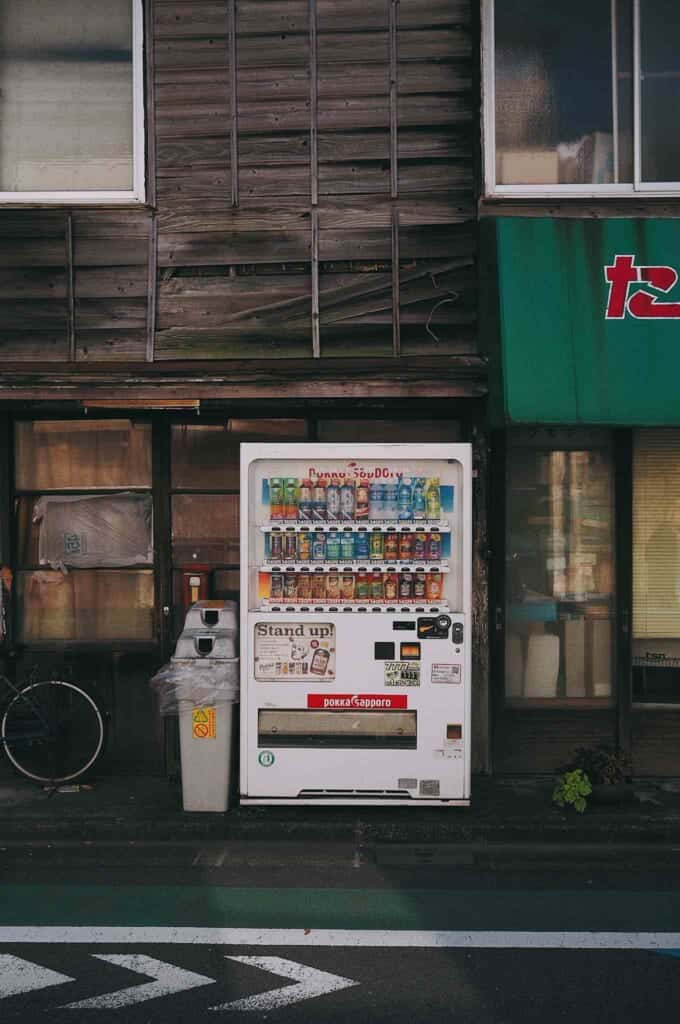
<box><xmin>150</xmin><ymin>659</ymin><xmax>240</xmax><ymax>715</ymax></box>
<box><xmin>33</xmin><ymin>492</ymin><xmax>153</xmax><ymax>570</ymax></box>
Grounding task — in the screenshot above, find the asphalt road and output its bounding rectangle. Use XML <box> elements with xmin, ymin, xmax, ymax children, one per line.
<box><xmin>1</xmin><ymin>841</ymin><xmax>680</xmax><ymax>1022</ymax></box>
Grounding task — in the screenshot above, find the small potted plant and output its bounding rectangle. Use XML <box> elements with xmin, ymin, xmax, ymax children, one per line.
<box><xmin>552</xmin><ymin>768</ymin><xmax>592</xmax><ymax>813</ymax></box>
<box><xmin>559</xmin><ymin>745</ymin><xmax>633</xmax><ymax>806</ymax></box>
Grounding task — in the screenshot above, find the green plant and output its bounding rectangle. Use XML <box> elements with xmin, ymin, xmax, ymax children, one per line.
<box><xmin>562</xmin><ymin>745</ymin><xmax>630</xmax><ymax>785</ymax></box>
<box><xmin>552</xmin><ymin>769</ymin><xmax>592</xmax><ymax>813</ymax></box>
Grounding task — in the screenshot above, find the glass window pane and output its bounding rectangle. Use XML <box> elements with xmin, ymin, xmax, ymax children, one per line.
<box><xmin>0</xmin><ymin>0</ymin><xmax>133</xmax><ymax>192</ymax></box>
<box><xmin>640</xmin><ymin>0</ymin><xmax>680</xmax><ymax>182</ymax></box>
<box><xmin>15</xmin><ymin>420</ymin><xmax>151</xmax><ymax>490</ymax></box>
<box><xmin>172</xmin><ymin>421</ymin><xmax>308</xmax><ymax>490</ymax></box>
<box><xmin>171</xmin><ymin>494</ymin><xmax>239</xmax><ymax>565</ymax></box>
<box><xmin>505</xmin><ymin>434</ymin><xmax>615</xmax><ymax>701</ymax></box>
<box><xmin>16</xmin><ymin>569</ymin><xmax>154</xmax><ymax>643</ymax></box>
<box><xmin>495</xmin><ymin>1</ymin><xmax>630</xmax><ymax>185</ymax></box>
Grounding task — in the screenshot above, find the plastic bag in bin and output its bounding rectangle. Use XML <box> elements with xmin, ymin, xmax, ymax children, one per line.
<box><xmin>149</xmin><ymin>658</ymin><xmax>240</xmax><ymax>716</ymax></box>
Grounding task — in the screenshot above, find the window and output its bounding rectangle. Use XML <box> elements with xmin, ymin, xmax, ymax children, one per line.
<box><xmin>504</xmin><ymin>429</ymin><xmax>615</xmax><ymax>703</ymax></box>
<box><xmin>14</xmin><ymin>420</ymin><xmax>154</xmax><ymax>644</ymax></box>
<box><xmin>483</xmin><ymin>0</ymin><xmax>680</xmax><ymax>195</ymax></box>
<box><xmin>0</xmin><ymin>0</ymin><xmax>144</xmax><ymax>203</ymax></box>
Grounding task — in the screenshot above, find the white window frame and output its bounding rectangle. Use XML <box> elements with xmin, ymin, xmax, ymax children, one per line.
<box><xmin>482</xmin><ymin>0</ymin><xmax>680</xmax><ymax>198</ymax></box>
<box><xmin>0</xmin><ymin>0</ymin><xmax>145</xmax><ymax>205</ymax></box>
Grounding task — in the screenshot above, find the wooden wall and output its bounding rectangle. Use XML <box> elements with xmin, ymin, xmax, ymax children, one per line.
<box><xmin>0</xmin><ymin>0</ymin><xmax>477</xmax><ymax>367</ymax></box>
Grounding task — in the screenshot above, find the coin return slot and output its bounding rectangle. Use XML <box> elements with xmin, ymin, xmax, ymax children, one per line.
<box><xmin>258</xmin><ymin>710</ymin><xmax>417</xmax><ymax>749</ymax></box>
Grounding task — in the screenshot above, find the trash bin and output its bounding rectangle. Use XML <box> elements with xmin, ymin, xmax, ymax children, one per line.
<box><xmin>149</xmin><ymin>600</ymin><xmax>240</xmax><ymax>813</ymax></box>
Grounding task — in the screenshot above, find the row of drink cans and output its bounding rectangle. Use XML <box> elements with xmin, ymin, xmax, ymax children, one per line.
<box><xmin>268</xmin><ymin>476</ymin><xmax>441</xmax><ymax>522</ymax></box>
<box><xmin>268</xmin><ymin>530</ymin><xmax>443</xmax><ymax>562</ymax></box>
<box><xmin>268</xmin><ymin>570</ymin><xmax>443</xmax><ymax>604</ymax></box>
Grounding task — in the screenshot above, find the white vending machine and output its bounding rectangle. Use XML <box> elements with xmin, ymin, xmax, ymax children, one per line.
<box><xmin>240</xmin><ymin>443</ymin><xmax>472</xmax><ymax>806</ymax></box>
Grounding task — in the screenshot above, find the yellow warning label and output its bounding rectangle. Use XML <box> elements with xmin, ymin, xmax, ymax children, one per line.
<box><xmin>192</xmin><ymin>706</ymin><xmax>216</xmax><ymax>739</ymax></box>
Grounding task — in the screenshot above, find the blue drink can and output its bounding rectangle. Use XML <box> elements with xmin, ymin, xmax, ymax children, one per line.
<box><xmin>326</xmin><ymin>532</ymin><xmax>341</xmax><ymax>561</ymax></box>
<box><xmin>340</xmin><ymin>532</ymin><xmax>355</xmax><ymax>560</ymax></box>
<box><xmin>354</xmin><ymin>531</ymin><xmax>370</xmax><ymax>559</ymax></box>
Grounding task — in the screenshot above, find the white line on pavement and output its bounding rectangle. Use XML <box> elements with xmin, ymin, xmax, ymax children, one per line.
<box><xmin>1</xmin><ymin>928</ymin><xmax>680</xmax><ymax>949</ymax></box>
<box><xmin>213</xmin><ymin>956</ymin><xmax>359</xmax><ymax>1012</ymax></box>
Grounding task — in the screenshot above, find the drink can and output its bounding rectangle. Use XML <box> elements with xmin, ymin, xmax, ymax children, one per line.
<box><xmin>312</xmin><ymin>479</ymin><xmax>327</xmax><ymax>521</ymax></box>
<box><xmin>412</xmin><ymin>531</ymin><xmax>427</xmax><ymax>561</ymax></box>
<box><xmin>269</xmin><ymin>531</ymin><xmax>283</xmax><ymax>561</ymax></box>
<box><xmin>427</xmin><ymin>531</ymin><xmax>442</xmax><ymax>561</ymax></box>
<box><xmin>340</xmin><ymin>532</ymin><xmax>355</xmax><ymax>560</ymax></box>
<box><xmin>326</xmin><ymin>531</ymin><xmax>341</xmax><ymax>561</ymax></box>
<box><xmin>414</xmin><ymin>571</ymin><xmax>427</xmax><ymax>601</ymax></box>
<box><xmin>326</xmin><ymin>481</ymin><xmax>341</xmax><ymax>521</ymax></box>
<box><xmin>269</xmin><ymin>573</ymin><xmax>283</xmax><ymax>600</ymax></box>
<box><xmin>383</xmin><ymin>481</ymin><xmax>398</xmax><ymax>519</ymax></box>
<box><xmin>296</xmin><ymin>573</ymin><xmax>312</xmax><ymax>601</ymax></box>
<box><xmin>426</xmin><ymin>477</ymin><xmax>441</xmax><ymax>520</ymax></box>
<box><xmin>399</xmin><ymin>532</ymin><xmax>413</xmax><ymax>560</ymax></box>
<box><xmin>341</xmin><ymin>572</ymin><xmax>355</xmax><ymax>602</ymax></box>
<box><xmin>398</xmin><ymin>572</ymin><xmax>413</xmax><ymax>601</ymax></box>
<box><xmin>355</xmin><ymin>573</ymin><xmax>370</xmax><ymax>602</ymax></box>
<box><xmin>312</xmin><ymin>532</ymin><xmax>327</xmax><ymax>561</ymax></box>
<box><xmin>284</xmin><ymin>532</ymin><xmax>298</xmax><ymax>561</ymax></box>
<box><xmin>384</xmin><ymin>572</ymin><xmax>398</xmax><ymax>602</ymax></box>
<box><xmin>398</xmin><ymin>476</ymin><xmax>412</xmax><ymax>521</ymax></box>
<box><xmin>370</xmin><ymin>531</ymin><xmax>384</xmax><ymax>560</ymax></box>
<box><xmin>269</xmin><ymin>478</ymin><xmax>284</xmax><ymax>520</ymax></box>
<box><xmin>425</xmin><ymin>571</ymin><xmax>443</xmax><ymax>602</ymax></box>
<box><xmin>340</xmin><ymin>478</ymin><xmax>356</xmax><ymax>521</ymax></box>
<box><xmin>284</xmin><ymin>478</ymin><xmax>299</xmax><ymax>520</ymax></box>
<box><xmin>369</xmin><ymin>482</ymin><xmax>384</xmax><ymax>520</ymax></box>
<box><xmin>299</xmin><ymin>479</ymin><xmax>313</xmax><ymax>521</ymax></box>
<box><xmin>370</xmin><ymin>573</ymin><xmax>384</xmax><ymax>602</ymax></box>
<box><xmin>356</xmin><ymin>482</ymin><xmax>369</xmax><ymax>519</ymax></box>
<box><xmin>283</xmin><ymin>573</ymin><xmax>298</xmax><ymax>601</ymax></box>
<box><xmin>311</xmin><ymin>573</ymin><xmax>327</xmax><ymax>602</ymax></box>
<box><xmin>298</xmin><ymin>532</ymin><xmax>311</xmax><ymax>561</ymax></box>
<box><xmin>326</xmin><ymin>573</ymin><xmax>341</xmax><ymax>602</ymax></box>
<box><xmin>384</xmin><ymin>532</ymin><xmax>399</xmax><ymax>560</ymax></box>
<box><xmin>354</xmin><ymin>531</ymin><xmax>370</xmax><ymax>560</ymax></box>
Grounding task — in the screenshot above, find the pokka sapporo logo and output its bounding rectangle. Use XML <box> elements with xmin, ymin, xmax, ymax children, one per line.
<box><xmin>604</xmin><ymin>254</ymin><xmax>680</xmax><ymax>320</ymax></box>
<box><xmin>307</xmin><ymin>462</ymin><xmax>397</xmax><ymax>480</ymax></box>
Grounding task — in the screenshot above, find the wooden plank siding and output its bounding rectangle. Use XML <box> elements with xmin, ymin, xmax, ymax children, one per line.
<box><xmin>0</xmin><ymin>0</ymin><xmax>478</xmax><ymax>373</ymax></box>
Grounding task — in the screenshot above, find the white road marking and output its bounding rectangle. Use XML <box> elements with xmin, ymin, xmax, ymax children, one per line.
<box><xmin>1</xmin><ymin>927</ymin><xmax>680</xmax><ymax>949</ymax></box>
<box><xmin>0</xmin><ymin>954</ymin><xmax>73</xmax><ymax>998</ymax></box>
<box><xmin>213</xmin><ymin>956</ymin><xmax>358</xmax><ymax>1012</ymax></box>
<box><xmin>63</xmin><ymin>954</ymin><xmax>215</xmax><ymax>1009</ymax></box>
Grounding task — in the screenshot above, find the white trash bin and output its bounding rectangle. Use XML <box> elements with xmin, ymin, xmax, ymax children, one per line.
<box><xmin>178</xmin><ymin>701</ymin><xmax>236</xmax><ymax>812</ymax></box>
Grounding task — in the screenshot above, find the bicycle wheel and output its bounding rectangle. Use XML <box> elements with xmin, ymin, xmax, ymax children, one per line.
<box><xmin>1</xmin><ymin>680</ymin><xmax>105</xmax><ymax>784</ymax></box>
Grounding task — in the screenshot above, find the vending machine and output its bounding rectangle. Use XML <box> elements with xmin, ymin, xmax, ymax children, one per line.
<box><xmin>240</xmin><ymin>443</ymin><xmax>472</xmax><ymax>806</ymax></box>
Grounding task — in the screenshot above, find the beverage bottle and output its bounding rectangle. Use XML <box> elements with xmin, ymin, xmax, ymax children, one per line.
<box><xmin>370</xmin><ymin>531</ymin><xmax>384</xmax><ymax>560</ymax></box>
<box><xmin>284</xmin><ymin>478</ymin><xmax>299</xmax><ymax>520</ymax></box>
<box><xmin>311</xmin><ymin>573</ymin><xmax>327</xmax><ymax>602</ymax></box>
<box><xmin>383</xmin><ymin>479</ymin><xmax>398</xmax><ymax>519</ymax></box>
<box><xmin>354</xmin><ymin>531</ymin><xmax>370</xmax><ymax>560</ymax></box>
<box><xmin>284</xmin><ymin>532</ymin><xmax>298</xmax><ymax>561</ymax></box>
<box><xmin>298</xmin><ymin>532</ymin><xmax>312</xmax><ymax>561</ymax></box>
<box><xmin>370</xmin><ymin>572</ymin><xmax>384</xmax><ymax>602</ymax></box>
<box><xmin>326</xmin><ymin>573</ymin><xmax>341</xmax><ymax>602</ymax></box>
<box><xmin>312</xmin><ymin>532</ymin><xmax>327</xmax><ymax>561</ymax></box>
<box><xmin>426</xmin><ymin>477</ymin><xmax>441</xmax><ymax>520</ymax></box>
<box><xmin>297</xmin><ymin>573</ymin><xmax>312</xmax><ymax>601</ymax></box>
<box><xmin>425</xmin><ymin>570</ymin><xmax>443</xmax><ymax>603</ymax></box>
<box><xmin>283</xmin><ymin>573</ymin><xmax>298</xmax><ymax>601</ymax></box>
<box><xmin>312</xmin><ymin>479</ymin><xmax>327</xmax><ymax>521</ymax></box>
<box><xmin>340</xmin><ymin>478</ymin><xmax>356</xmax><ymax>521</ymax></box>
<box><xmin>398</xmin><ymin>476</ymin><xmax>412</xmax><ymax>521</ymax></box>
<box><xmin>269</xmin><ymin>478</ymin><xmax>284</xmax><ymax>520</ymax></box>
<box><xmin>412</xmin><ymin>477</ymin><xmax>426</xmax><ymax>519</ymax></box>
<box><xmin>384</xmin><ymin>572</ymin><xmax>398</xmax><ymax>602</ymax></box>
<box><xmin>340</xmin><ymin>531</ymin><xmax>355</xmax><ymax>560</ymax></box>
<box><xmin>326</xmin><ymin>531</ymin><xmax>341</xmax><ymax>562</ymax></box>
<box><xmin>369</xmin><ymin>482</ymin><xmax>384</xmax><ymax>520</ymax></box>
<box><xmin>269</xmin><ymin>573</ymin><xmax>284</xmax><ymax>600</ymax></box>
<box><xmin>384</xmin><ymin>532</ymin><xmax>399</xmax><ymax>561</ymax></box>
<box><xmin>356</xmin><ymin>481</ymin><xmax>369</xmax><ymax>520</ymax></box>
<box><xmin>399</xmin><ymin>532</ymin><xmax>413</xmax><ymax>560</ymax></box>
<box><xmin>426</xmin><ymin>531</ymin><xmax>442</xmax><ymax>561</ymax></box>
<box><xmin>414</xmin><ymin>571</ymin><xmax>427</xmax><ymax>601</ymax></box>
<box><xmin>398</xmin><ymin>572</ymin><xmax>413</xmax><ymax>602</ymax></box>
<box><xmin>299</xmin><ymin>479</ymin><xmax>313</xmax><ymax>521</ymax></box>
<box><xmin>326</xmin><ymin>480</ymin><xmax>341</xmax><ymax>521</ymax></box>
<box><xmin>355</xmin><ymin>573</ymin><xmax>370</xmax><ymax>602</ymax></box>
<box><xmin>269</xmin><ymin>531</ymin><xmax>283</xmax><ymax>561</ymax></box>
<box><xmin>412</xmin><ymin>531</ymin><xmax>427</xmax><ymax>561</ymax></box>
<box><xmin>340</xmin><ymin>572</ymin><xmax>355</xmax><ymax>602</ymax></box>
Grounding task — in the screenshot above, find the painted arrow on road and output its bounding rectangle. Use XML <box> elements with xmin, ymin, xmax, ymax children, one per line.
<box><xmin>213</xmin><ymin>956</ymin><xmax>359</xmax><ymax>1012</ymax></box>
<box><xmin>63</xmin><ymin>955</ymin><xmax>216</xmax><ymax>1009</ymax></box>
<box><xmin>0</xmin><ymin>955</ymin><xmax>74</xmax><ymax>999</ymax></box>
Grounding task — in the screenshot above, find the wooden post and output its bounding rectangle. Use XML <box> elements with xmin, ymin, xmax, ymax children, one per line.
<box><xmin>146</xmin><ymin>213</ymin><xmax>158</xmax><ymax>362</ymax></box>
<box><xmin>228</xmin><ymin>0</ymin><xmax>239</xmax><ymax>208</ymax></box>
<box><xmin>309</xmin><ymin>0</ymin><xmax>320</xmax><ymax>357</ymax></box>
<box><xmin>66</xmin><ymin>212</ymin><xmax>76</xmax><ymax>362</ymax></box>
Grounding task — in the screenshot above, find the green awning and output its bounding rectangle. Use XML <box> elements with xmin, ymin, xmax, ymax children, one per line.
<box><xmin>482</xmin><ymin>216</ymin><xmax>680</xmax><ymax>425</ymax></box>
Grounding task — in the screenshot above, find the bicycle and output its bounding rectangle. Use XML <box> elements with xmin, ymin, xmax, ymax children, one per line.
<box><xmin>0</xmin><ymin>670</ymin><xmax>106</xmax><ymax>786</ymax></box>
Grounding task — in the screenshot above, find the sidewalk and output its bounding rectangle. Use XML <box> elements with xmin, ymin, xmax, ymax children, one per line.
<box><xmin>3</xmin><ymin>768</ymin><xmax>680</xmax><ymax>845</ymax></box>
